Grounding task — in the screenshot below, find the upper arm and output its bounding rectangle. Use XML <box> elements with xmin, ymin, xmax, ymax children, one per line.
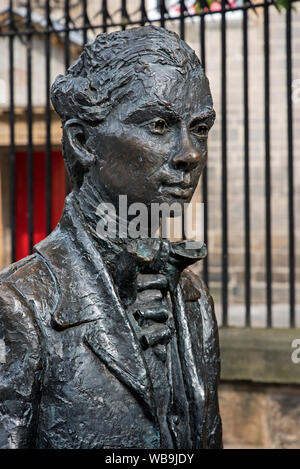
<box><xmin>0</xmin><ymin>283</ymin><xmax>42</xmax><ymax>448</ymax></box>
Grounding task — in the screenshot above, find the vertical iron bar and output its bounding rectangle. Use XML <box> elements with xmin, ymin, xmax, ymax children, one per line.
<box><xmin>121</xmin><ymin>0</ymin><xmax>127</xmax><ymax>31</ymax></box>
<box><xmin>200</xmin><ymin>3</ymin><xmax>208</xmax><ymax>287</ymax></box>
<box><xmin>160</xmin><ymin>0</ymin><xmax>166</xmax><ymax>28</ymax></box>
<box><xmin>64</xmin><ymin>0</ymin><xmax>71</xmax><ymax>193</ymax></box>
<box><xmin>103</xmin><ymin>0</ymin><xmax>108</xmax><ymax>33</ymax></box>
<box><xmin>264</xmin><ymin>0</ymin><xmax>272</xmax><ymax>327</ymax></box>
<box><xmin>64</xmin><ymin>0</ymin><xmax>70</xmax><ymax>70</ymax></box>
<box><xmin>180</xmin><ymin>0</ymin><xmax>185</xmax><ymax>40</ymax></box>
<box><xmin>221</xmin><ymin>0</ymin><xmax>228</xmax><ymax>326</ymax></box>
<box><xmin>45</xmin><ymin>0</ymin><xmax>52</xmax><ymax>235</ymax></box>
<box><xmin>27</xmin><ymin>0</ymin><xmax>34</xmax><ymax>253</ymax></box>
<box><xmin>286</xmin><ymin>6</ymin><xmax>295</xmax><ymax>328</ymax></box>
<box><xmin>83</xmin><ymin>0</ymin><xmax>88</xmax><ymax>46</ymax></box>
<box><xmin>141</xmin><ymin>0</ymin><xmax>147</xmax><ymax>25</ymax></box>
<box><xmin>179</xmin><ymin>0</ymin><xmax>185</xmax><ymax>238</ymax></box>
<box><xmin>243</xmin><ymin>1</ymin><xmax>251</xmax><ymax>326</ymax></box>
<box><xmin>9</xmin><ymin>0</ymin><xmax>16</xmax><ymax>263</ymax></box>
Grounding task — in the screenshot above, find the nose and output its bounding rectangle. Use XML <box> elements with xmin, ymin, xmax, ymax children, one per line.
<box><xmin>171</xmin><ymin>129</ymin><xmax>201</xmax><ymax>171</ymax></box>
<box><xmin>172</xmin><ymin>151</ymin><xmax>200</xmax><ymax>171</ymax></box>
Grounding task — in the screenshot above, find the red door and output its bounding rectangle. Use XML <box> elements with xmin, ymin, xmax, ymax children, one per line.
<box><xmin>15</xmin><ymin>150</ymin><xmax>66</xmax><ymax>261</ymax></box>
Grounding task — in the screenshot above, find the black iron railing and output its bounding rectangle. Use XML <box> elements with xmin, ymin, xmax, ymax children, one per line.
<box><xmin>0</xmin><ymin>0</ymin><xmax>298</xmax><ymax>328</ymax></box>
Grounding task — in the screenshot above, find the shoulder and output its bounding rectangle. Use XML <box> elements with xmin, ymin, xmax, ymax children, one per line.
<box><xmin>0</xmin><ymin>252</ymin><xmax>56</xmax><ymax>290</ymax></box>
<box><xmin>0</xmin><ymin>256</ymin><xmax>44</xmax><ymax>375</ymax></box>
<box><xmin>0</xmin><ymin>251</ymin><xmax>60</xmax><ymax>332</ymax></box>
<box><xmin>0</xmin><ymin>256</ymin><xmax>47</xmax><ymax>447</ymax></box>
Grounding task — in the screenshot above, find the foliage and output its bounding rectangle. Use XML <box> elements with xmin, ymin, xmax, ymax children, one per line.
<box><xmin>194</xmin><ymin>0</ymin><xmax>295</xmax><ymax>12</ymax></box>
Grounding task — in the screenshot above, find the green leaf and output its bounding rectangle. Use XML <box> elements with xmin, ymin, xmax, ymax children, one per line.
<box><xmin>274</xmin><ymin>0</ymin><xmax>295</xmax><ymax>11</ymax></box>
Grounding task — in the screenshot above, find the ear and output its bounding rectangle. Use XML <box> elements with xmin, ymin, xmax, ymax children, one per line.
<box><xmin>63</xmin><ymin>118</ymin><xmax>95</xmax><ymax>168</ymax></box>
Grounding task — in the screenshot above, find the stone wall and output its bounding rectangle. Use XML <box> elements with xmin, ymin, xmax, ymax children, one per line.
<box><xmin>219</xmin><ymin>327</ymin><xmax>300</xmax><ymax>448</ymax></box>
<box><xmin>220</xmin><ymin>381</ymin><xmax>300</xmax><ymax>449</ymax></box>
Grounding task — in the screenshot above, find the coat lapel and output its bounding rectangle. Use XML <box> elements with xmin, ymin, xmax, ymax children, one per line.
<box><xmin>35</xmin><ymin>195</ymin><xmax>155</xmax><ymax>416</ymax></box>
<box><xmin>84</xmin><ymin>323</ymin><xmax>154</xmax><ymax>414</ymax></box>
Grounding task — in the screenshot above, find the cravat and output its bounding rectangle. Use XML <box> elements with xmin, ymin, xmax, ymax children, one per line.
<box><xmin>122</xmin><ymin>238</ymin><xmax>206</xmax><ymax>352</ymax></box>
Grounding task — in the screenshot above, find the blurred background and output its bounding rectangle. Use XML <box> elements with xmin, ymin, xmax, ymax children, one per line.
<box><xmin>0</xmin><ymin>0</ymin><xmax>299</xmax><ymax>448</ymax></box>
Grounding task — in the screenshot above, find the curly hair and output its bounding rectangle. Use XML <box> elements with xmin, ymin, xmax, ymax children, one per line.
<box><xmin>51</xmin><ymin>25</ymin><xmax>203</xmax><ymax>125</ymax></box>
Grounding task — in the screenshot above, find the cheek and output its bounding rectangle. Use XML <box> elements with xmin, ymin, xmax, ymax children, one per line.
<box><xmin>198</xmin><ymin>140</ymin><xmax>208</xmax><ymax>164</ymax></box>
<box><xmin>108</xmin><ymin>137</ymin><xmax>166</xmax><ymax>175</ymax></box>
<box><xmin>95</xmin><ymin>144</ymin><xmax>161</xmax><ymax>196</ymax></box>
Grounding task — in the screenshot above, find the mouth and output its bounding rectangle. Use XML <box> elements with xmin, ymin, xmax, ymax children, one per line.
<box><xmin>160</xmin><ymin>184</ymin><xmax>194</xmax><ymax>199</ymax></box>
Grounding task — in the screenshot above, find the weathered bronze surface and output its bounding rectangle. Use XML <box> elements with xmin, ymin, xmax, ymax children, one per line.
<box><xmin>0</xmin><ymin>26</ymin><xmax>222</xmax><ymax>449</ymax></box>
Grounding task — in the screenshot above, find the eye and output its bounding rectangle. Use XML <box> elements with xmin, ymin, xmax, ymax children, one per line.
<box><xmin>149</xmin><ymin>118</ymin><xmax>168</xmax><ymax>135</ymax></box>
<box><xmin>190</xmin><ymin>121</ymin><xmax>208</xmax><ymax>139</ymax></box>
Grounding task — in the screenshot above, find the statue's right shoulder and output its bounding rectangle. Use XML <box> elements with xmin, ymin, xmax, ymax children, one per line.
<box><xmin>0</xmin><ymin>255</ymin><xmax>48</xmax><ymax>445</ymax></box>
<box><xmin>0</xmin><ymin>251</ymin><xmax>60</xmax><ymax>326</ymax></box>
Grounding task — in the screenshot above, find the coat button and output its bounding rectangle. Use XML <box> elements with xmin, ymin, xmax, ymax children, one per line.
<box><xmin>172</xmin><ymin>415</ymin><xmax>180</xmax><ymax>426</ymax></box>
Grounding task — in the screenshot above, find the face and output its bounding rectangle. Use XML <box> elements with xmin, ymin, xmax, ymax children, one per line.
<box><xmin>86</xmin><ymin>63</ymin><xmax>215</xmax><ymax>211</ymax></box>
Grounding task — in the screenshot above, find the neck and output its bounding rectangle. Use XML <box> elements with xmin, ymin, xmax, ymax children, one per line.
<box><xmin>73</xmin><ymin>174</ymin><xmax>107</xmax><ymax>236</ymax></box>
<box><xmin>73</xmin><ymin>174</ymin><xmax>160</xmax><ymax>243</ymax></box>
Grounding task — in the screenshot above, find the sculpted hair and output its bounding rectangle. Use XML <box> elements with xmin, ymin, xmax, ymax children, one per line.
<box><xmin>51</xmin><ymin>25</ymin><xmax>204</xmax><ymax>124</ymax></box>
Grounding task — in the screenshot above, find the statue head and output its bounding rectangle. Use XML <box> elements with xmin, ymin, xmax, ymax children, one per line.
<box><xmin>51</xmin><ymin>26</ymin><xmax>215</xmax><ymax>211</ymax></box>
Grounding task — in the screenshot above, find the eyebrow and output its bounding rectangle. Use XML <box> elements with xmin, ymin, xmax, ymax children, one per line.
<box><xmin>125</xmin><ymin>102</ymin><xmax>215</xmax><ymax>123</ymax></box>
<box><xmin>191</xmin><ymin>109</ymin><xmax>216</xmax><ymax>121</ymax></box>
<box><xmin>125</xmin><ymin>102</ymin><xmax>181</xmax><ymax>122</ymax></box>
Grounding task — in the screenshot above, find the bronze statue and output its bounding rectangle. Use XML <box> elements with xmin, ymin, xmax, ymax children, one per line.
<box><xmin>0</xmin><ymin>26</ymin><xmax>222</xmax><ymax>449</ymax></box>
